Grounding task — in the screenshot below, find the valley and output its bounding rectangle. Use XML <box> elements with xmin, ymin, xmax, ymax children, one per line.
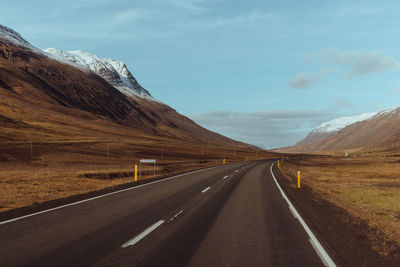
<box><xmin>0</xmin><ymin>24</ymin><xmax>270</xmax><ymax>214</ymax></box>
<box><xmin>1</xmin><ymin>20</ymin><xmax>400</xmax><ymax>266</ymax></box>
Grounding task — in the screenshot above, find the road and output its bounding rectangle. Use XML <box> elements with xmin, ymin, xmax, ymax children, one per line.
<box><xmin>0</xmin><ymin>160</ymin><xmax>335</xmax><ymax>266</ymax></box>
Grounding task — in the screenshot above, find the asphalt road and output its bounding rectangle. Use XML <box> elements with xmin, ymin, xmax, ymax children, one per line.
<box><xmin>0</xmin><ymin>160</ymin><xmax>334</xmax><ymax>266</ymax></box>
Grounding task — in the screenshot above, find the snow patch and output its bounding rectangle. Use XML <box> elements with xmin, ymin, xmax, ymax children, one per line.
<box><xmin>373</xmin><ymin>109</ymin><xmax>395</xmax><ymax>117</ymax></box>
<box><xmin>0</xmin><ymin>24</ymin><xmax>43</xmax><ymax>54</ymax></box>
<box><xmin>313</xmin><ymin>112</ymin><xmax>378</xmax><ymax>133</ymax></box>
<box><xmin>44</xmin><ymin>48</ymin><xmax>155</xmax><ymax>100</ymax></box>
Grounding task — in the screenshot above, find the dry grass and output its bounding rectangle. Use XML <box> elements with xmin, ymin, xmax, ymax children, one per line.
<box><xmin>0</xmin><ymin>140</ymin><xmax>272</xmax><ymax>213</ymax></box>
<box><xmin>279</xmin><ymin>154</ymin><xmax>400</xmax><ymax>255</ymax></box>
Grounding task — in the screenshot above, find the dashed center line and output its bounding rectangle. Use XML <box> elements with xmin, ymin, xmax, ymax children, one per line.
<box><xmin>223</xmin><ymin>175</ymin><xmax>228</xmax><ymax>179</ymax></box>
<box><xmin>201</xmin><ymin>186</ymin><xmax>211</xmax><ymax>193</ymax></box>
<box><xmin>0</xmin><ymin>164</ymin><xmax>223</xmax><ymax>226</ymax></box>
<box><xmin>167</xmin><ymin>210</ymin><xmax>184</xmax><ymax>223</ymax></box>
<box><xmin>122</xmin><ymin>220</ymin><xmax>165</xmax><ymax>248</ymax></box>
<box><xmin>173</xmin><ymin>209</ymin><xmax>183</xmax><ymax>218</ymax></box>
<box><xmin>234</xmin><ymin>170</ymin><xmax>239</xmax><ymax>173</ymax></box>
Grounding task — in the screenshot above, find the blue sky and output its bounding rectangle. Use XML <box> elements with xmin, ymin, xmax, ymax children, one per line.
<box><xmin>3</xmin><ymin>0</ymin><xmax>400</xmax><ymax>148</ymax></box>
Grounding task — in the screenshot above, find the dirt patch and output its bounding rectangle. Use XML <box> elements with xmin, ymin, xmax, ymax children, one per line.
<box><xmin>373</xmin><ymin>182</ymin><xmax>400</xmax><ymax>188</ymax></box>
<box><xmin>79</xmin><ymin>171</ymin><xmax>134</xmax><ymax>179</ymax></box>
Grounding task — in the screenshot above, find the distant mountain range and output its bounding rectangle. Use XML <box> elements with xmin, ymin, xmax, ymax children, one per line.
<box><xmin>0</xmin><ymin>24</ymin><xmax>247</xmax><ymax>147</ymax></box>
<box><xmin>280</xmin><ymin>109</ymin><xmax>400</xmax><ymax>153</ymax></box>
<box><xmin>296</xmin><ymin>112</ymin><xmax>378</xmax><ymax>146</ymax></box>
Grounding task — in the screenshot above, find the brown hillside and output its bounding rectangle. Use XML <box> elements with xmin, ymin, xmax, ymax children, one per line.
<box><xmin>280</xmin><ymin>109</ymin><xmax>400</xmax><ymax>153</ymax></box>
<box><xmin>0</xmin><ymin>37</ymin><xmax>247</xmax><ymax>147</ymax></box>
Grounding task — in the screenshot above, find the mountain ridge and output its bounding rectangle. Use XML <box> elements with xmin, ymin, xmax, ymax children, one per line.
<box><xmin>0</xmin><ymin>24</ymin><xmax>248</xmax><ymax>148</ymax></box>
<box><xmin>44</xmin><ymin>48</ymin><xmax>153</xmax><ymax>99</ymax></box>
<box><xmin>295</xmin><ymin>112</ymin><xmax>378</xmax><ymax>147</ymax></box>
<box><xmin>280</xmin><ymin>108</ymin><xmax>400</xmax><ymax>153</ymax></box>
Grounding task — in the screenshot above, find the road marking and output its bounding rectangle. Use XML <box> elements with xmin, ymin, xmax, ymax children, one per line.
<box><xmin>270</xmin><ymin>162</ymin><xmax>336</xmax><ymax>267</ymax></box>
<box><xmin>0</xmin><ymin>164</ymin><xmax>228</xmax><ymax>226</ymax></box>
<box><xmin>288</xmin><ymin>205</ymin><xmax>298</xmax><ymax>219</ymax></box>
<box><xmin>234</xmin><ymin>170</ymin><xmax>239</xmax><ymax>173</ymax></box>
<box><xmin>174</xmin><ymin>209</ymin><xmax>183</xmax><ymax>217</ymax></box>
<box><xmin>122</xmin><ymin>220</ymin><xmax>165</xmax><ymax>248</ymax></box>
<box><xmin>167</xmin><ymin>210</ymin><xmax>184</xmax><ymax>223</ymax></box>
<box><xmin>309</xmin><ymin>238</ymin><xmax>330</xmax><ymax>267</ymax></box>
<box><xmin>201</xmin><ymin>186</ymin><xmax>211</xmax><ymax>193</ymax></box>
<box><xmin>223</xmin><ymin>175</ymin><xmax>228</xmax><ymax>179</ymax></box>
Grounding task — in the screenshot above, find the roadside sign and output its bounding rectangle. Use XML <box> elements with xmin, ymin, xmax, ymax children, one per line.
<box><xmin>140</xmin><ymin>159</ymin><xmax>156</xmax><ymax>163</ymax></box>
<box><xmin>139</xmin><ymin>159</ymin><xmax>156</xmax><ymax>178</ymax></box>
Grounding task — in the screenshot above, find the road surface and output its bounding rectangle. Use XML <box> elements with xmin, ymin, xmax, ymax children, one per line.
<box><xmin>0</xmin><ymin>160</ymin><xmax>335</xmax><ymax>266</ymax></box>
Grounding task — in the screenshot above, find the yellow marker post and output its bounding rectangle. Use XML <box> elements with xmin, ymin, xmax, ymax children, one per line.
<box><xmin>134</xmin><ymin>164</ymin><xmax>138</xmax><ymax>182</ymax></box>
<box><xmin>246</xmin><ymin>156</ymin><xmax>248</xmax><ymax>161</ymax></box>
<box><xmin>223</xmin><ymin>158</ymin><xmax>226</xmax><ymax>165</ymax></box>
<box><xmin>297</xmin><ymin>170</ymin><xmax>301</xmax><ymax>188</ymax></box>
<box><xmin>277</xmin><ymin>160</ymin><xmax>280</xmax><ymax>167</ymax></box>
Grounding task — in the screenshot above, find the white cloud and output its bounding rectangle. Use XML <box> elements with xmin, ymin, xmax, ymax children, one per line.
<box><xmin>112</xmin><ymin>9</ymin><xmax>145</xmax><ymax>24</ymax></box>
<box><xmin>289</xmin><ymin>68</ymin><xmax>329</xmax><ymax>89</ymax></box>
<box><xmin>191</xmin><ymin>109</ymin><xmax>336</xmax><ymax>148</ymax></box>
<box><xmin>334</xmin><ymin>5</ymin><xmax>385</xmax><ymax>16</ymax></box>
<box><xmin>72</xmin><ymin>0</ymin><xmax>116</xmax><ymax>8</ymax></box>
<box><xmin>189</xmin><ymin>11</ymin><xmax>275</xmax><ymax>29</ymax></box>
<box><xmin>318</xmin><ymin>48</ymin><xmax>399</xmax><ymax>77</ymax></box>
<box><xmin>168</xmin><ymin>0</ymin><xmax>207</xmax><ymax>12</ymax></box>
<box><xmin>330</xmin><ymin>97</ymin><xmax>353</xmax><ymax>108</ymax></box>
<box><xmin>291</xmin><ymin>48</ymin><xmax>399</xmax><ymax>89</ymax></box>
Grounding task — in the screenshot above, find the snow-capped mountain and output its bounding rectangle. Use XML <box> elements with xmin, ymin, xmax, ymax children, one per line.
<box><xmin>0</xmin><ymin>25</ymin><xmax>45</xmax><ymax>55</ymax></box>
<box><xmin>0</xmin><ymin>25</ymin><xmax>31</xmax><ymax>48</ymax></box>
<box><xmin>0</xmin><ymin>24</ymin><xmax>243</xmax><ymax>146</ymax></box>
<box><xmin>44</xmin><ymin>48</ymin><xmax>152</xmax><ymax>99</ymax></box>
<box><xmin>0</xmin><ymin>24</ymin><xmax>152</xmax><ymax>100</ymax></box>
<box><xmin>280</xmin><ymin>107</ymin><xmax>400</xmax><ymax>152</ymax></box>
<box><xmin>313</xmin><ymin>112</ymin><xmax>378</xmax><ymax>134</ymax></box>
<box><xmin>296</xmin><ymin>112</ymin><xmax>378</xmax><ymax>146</ymax></box>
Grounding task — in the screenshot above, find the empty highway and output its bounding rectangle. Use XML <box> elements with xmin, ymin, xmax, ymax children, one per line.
<box><xmin>0</xmin><ymin>160</ymin><xmax>335</xmax><ymax>266</ymax></box>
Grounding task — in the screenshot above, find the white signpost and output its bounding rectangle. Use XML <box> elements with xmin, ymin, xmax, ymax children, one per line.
<box><xmin>139</xmin><ymin>159</ymin><xmax>156</xmax><ymax>177</ymax></box>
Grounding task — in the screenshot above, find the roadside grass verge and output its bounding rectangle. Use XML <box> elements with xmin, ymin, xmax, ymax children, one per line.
<box><xmin>0</xmin><ymin>140</ymin><xmax>271</xmax><ymax>213</ymax></box>
<box><xmin>279</xmin><ymin>154</ymin><xmax>400</xmax><ymax>256</ymax></box>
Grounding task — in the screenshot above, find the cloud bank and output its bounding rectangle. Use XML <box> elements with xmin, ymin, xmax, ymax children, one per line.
<box><xmin>330</xmin><ymin>97</ymin><xmax>353</xmax><ymax>108</ymax></box>
<box><xmin>191</xmin><ymin>110</ymin><xmax>336</xmax><ymax>148</ymax></box>
<box><xmin>319</xmin><ymin>48</ymin><xmax>399</xmax><ymax>77</ymax></box>
<box><xmin>289</xmin><ymin>68</ymin><xmax>329</xmax><ymax>89</ymax></box>
<box><xmin>290</xmin><ymin>48</ymin><xmax>399</xmax><ymax>88</ymax></box>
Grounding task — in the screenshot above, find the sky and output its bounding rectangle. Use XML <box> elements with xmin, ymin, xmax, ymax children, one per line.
<box><xmin>2</xmin><ymin>0</ymin><xmax>400</xmax><ymax>148</ymax></box>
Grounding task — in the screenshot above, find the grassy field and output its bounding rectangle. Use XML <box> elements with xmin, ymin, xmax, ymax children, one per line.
<box><xmin>279</xmin><ymin>153</ymin><xmax>400</xmax><ymax>256</ymax></box>
<box><xmin>0</xmin><ymin>140</ymin><xmax>272</xmax><ymax>213</ymax></box>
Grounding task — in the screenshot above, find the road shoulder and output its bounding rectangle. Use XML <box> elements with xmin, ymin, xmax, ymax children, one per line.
<box><xmin>273</xmin><ymin>163</ymin><xmax>400</xmax><ymax>266</ymax></box>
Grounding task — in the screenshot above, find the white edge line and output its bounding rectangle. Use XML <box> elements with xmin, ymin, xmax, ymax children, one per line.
<box><xmin>122</xmin><ymin>220</ymin><xmax>165</xmax><ymax>248</ymax></box>
<box><xmin>288</xmin><ymin>205</ymin><xmax>298</xmax><ymax>219</ymax></box>
<box><xmin>201</xmin><ymin>186</ymin><xmax>211</xmax><ymax>193</ymax></box>
<box><xmin>223</xmin><ymin>175</ymin><xmax>228</xmax><ymax>179</ymax></box>
<box><xmin>270</xmin><ymin>162</ymin><xmax>336</xmax><ymax>267</ymax></box>
<box><xmin>0</xmin><ymin>164</ymin><xmax>225</xmax><ymax>226</ymax></box>
<box><xmin>309</xmin><ymin>238</ymin><xmax>330</xmax><ymax>267</ymax></box>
